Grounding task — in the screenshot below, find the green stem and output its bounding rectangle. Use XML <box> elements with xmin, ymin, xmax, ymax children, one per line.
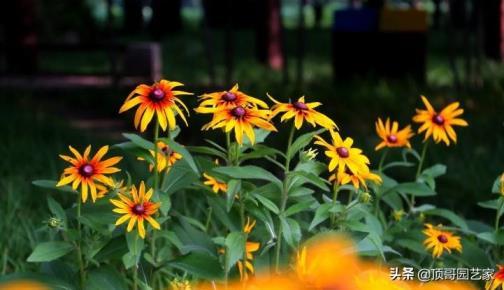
<box><xmin>411</xmin><ymin>141</ymin><xmax>429</xmax><ymax>210</ymax></box>
<box><xmin>275</xmin><ymin>124</ymin><xmax>296</xmax><ymax>272</ymax></box>
<box><xmin>378</xmin><ymin>148</ymin><xmax>389</xmax><ymax>173</ymax></box>
<box><xmin>330</xmin><ymin>183</ymin><xmax>340</xmax><ymax>228</ymax></box>
<box><xmin>204</xmin><ymin>206</ymin><xmax>213</xmax><ymax>233</ymax></box>
<box><xmin>150</xmin><ymin>120</ymin><xmax>160</xmax><ymax>279</ymax></box>
<box><xmin>76</xmin><ymin>197</ymin><xmax>85</xmax><ymax>289</ymax></box>
<box><xmin>133</xmin><ymin>266</ymin><xmax>138</xmax><ymax>290</ymax></box>
<box><xmin>226</xmin><ymin>132</ymin><xmax>231</xmax><ymax>165</ymax></box>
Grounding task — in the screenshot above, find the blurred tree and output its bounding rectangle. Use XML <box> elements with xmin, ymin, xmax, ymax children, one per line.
<box><xmin>2</xmin><ymin>0</ymin><xmax>38</xmax><ymax>74</ymax></box>
<box><xmin>150</xmin><ymin>0</ymin><xmax>182</xmax><ymax>39</ymax></box>
<box><xmin>123</xmin><ymin>0</ymin><xmax>144</xmax><ymax>33</ymax></box>
<box><xmin>256</xmin><ymin>0</ymin><xmax>284</xmax><ymax>70</ymax></box>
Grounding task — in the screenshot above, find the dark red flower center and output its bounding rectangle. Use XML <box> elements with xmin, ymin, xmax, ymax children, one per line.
<box><xmin>132</xmin><ymin>204</ymin><xmax>145</xmax><ymax>215</ymax></box>
<box><xmin>432</xmin><ymin>114</ymin><xmax>445</xmax><ymax>125</ymax></box>
<box><xmin>293</xmin><ymin>101</ymin><xmax>308</xmax><ymax>110</ymax></box>
<box><xmin>222</xmin><ymin>92</ymin><xmax>237</xmax><ymax>102</ymax></box>
<box><xmin>231</xmin><ymin>106</ymin><xmax>246</xmax><ymax>118</ymax></box>
<box><xmin>387</xmin><ymin>134</ymin><xmax>398</xmax><ymax>143</ymax></box>
<box><xmin>336</xmin><ymin>147</ymin><xmax>349</xmax><ymax>158</ymax></box>
<box><xmin>79</xmin><ymin>164</ymin><xmax>94</xmax><ymax>177</ymax></box>
<box><xmin>149</xmin><ymin>88</ymin><xmax>165</xmax><ymax>101</ymax></box>
<box><xmin>437</xmin><ymin>234</ymin><xmax>448</xmax><ymax>244</ymax></box>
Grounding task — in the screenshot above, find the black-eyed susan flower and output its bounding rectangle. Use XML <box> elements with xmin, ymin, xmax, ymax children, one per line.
<box><xmin>486</xmin><ymin>265</ymin><xmax>504</xmax><ymax>290</ymax></box>
<box><xmin>138</xmin><ymin>141</ymin><xmax>182</xmax><ymax>172</ymax></box>
<box><xmin>119</xmin><ymin>80</ymin><xmax>192</xmax><ymax>132</ymax></box>
<box><xmin>57</xmin><ymin>145</ymin><xmax>122</xmax><ymax>203</ymax></box>
<box><xmin>238</xmin><ymin>218</ymin><xmax>260</xmax><ymax>281</ymax></box>
<box><xmin>329</xmin><ymin>167</ymin><xmax>382</xmax><ymax>190</ymax></box>
<box><xmin>314</xmin><ymin>130</ymin><xmax>370</xmax><ymax>175</ymax></box>
<box><xmin>268</xmin><ymin>94</ymin><xmax>337</xmax><ymax>130</ymax></box>
<box><xmin>200</xmin><ymin>105</ymin><xmax>277</xmax><ymax>145</ymax></box>
<box><xmin>195</xmin><ymin>84</ymin><xmax>268</xmax><ymax>112</ymax></box>
<box><xmin>423</xmin><ymin>223</ymin><xmax>462</xmax><ymax>258</ymax></box>
<box><xmin>354</xmin><ymin>268</ymin><xmax>413</xmax><ymax>290</ymax></box>
<box><xmin>412</xmin><ymin>96</ymin><xmax>468</xmax><ymax>146</ymax></box>
<box><xmin>375</xmin><ymin>117</ymin><xmax>414</xmax><ymax>151</ymax></box>
<box><xmin>110</xmin><ymin>181</ymin><xmax>161</xmax><ymax>239</ymax></box>
<box><xmin>203</xmin><ymin>173</ymin><xmax>227</xmax><ymax>194</ymax></box>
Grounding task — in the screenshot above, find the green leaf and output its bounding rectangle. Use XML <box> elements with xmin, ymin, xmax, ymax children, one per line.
<box><xmin>94</xmin><ymin>236</ymin><xmax>128</xmax><ymax>262</ymax></box>
<box><xmin>288</xmin><ymin>171</ymin><xmax>329</xmax><ymax>192</ymax></box>
<box><xmin>392</xmin><ymin>182</ymin><xmax>436</xmax><ymax>197</ymax></box>
<box><xmin>381</xmin><ymin>161</ymin><xmax>415</xmax><ymax>171</ymax></box>
<box><xmin>32</xmin><ymin>180</ymin><xmax>77</xmax><ymax>194</ymax></box>
<box><xmin>214</xmin><ymin>166</ymin><xmax>282</xmax><ymax>190</ymax></box>
<box><xmin>159</xmin><ymin>192</ymin><xmax>172</xmax><ymax>216</ymax></box>
<box><xmin>424</xmin><ymin>208</ymin><xmax>469</xmax><ymax>230</ymax></box>
<box><xmin>396</xmin><ymin>239</ymin><xmax>426</xmax><ymax>255</ymax></box>
<box><xmin>421</xmin><ymin>164</ymin><xmax>447</xmax><ymax>178</ymax></box>
<box><xmin>224</xmin><ymin>232</ymin><xmax>246</xmax><ymax>272</ymax></box>
<box><xmin>123</xmin><ymin>133</ymin><xmax>155</xmax><ymax>150</ymax></box>
<box><xmin>254</xmin><ymin>194</ymin><xmax>280</xmax><ymax>215</ymax></box>
<box><xmin>125</xmin><ymin>231</ymin><xmax>144</xmax><ymax>268</ymax></box>
<box><xmin>47</xmin><ymin>197</ymin><xmax>67</xmax><ymax>228</ymax></box>
<box><xmin>478</xmin><ymin>199</ymin><xmax>501</xmax><ymax>210</ymax></box>
<box><xmin>280</xmin><ymin>217</ymin><xmax>301</xmax><ymax>248</ymax></box>
<box><xmin>27</xmin><ymin>241</ymin><xmax>74</xmax><ymax>262</ymax></box>
<box><xmin>492</xmin><ymin>175</ymin><xmax>502</xmax><ymax>194</ymax></box>
<box><xmin>476</xmin><ymin>232</ymin><xmax>504</xmax><ymax>245</ymax></box>
<box><xmin>84</xmin><ymin>266</ymin><xmax>128</xmax><ymax>290</ymax></box>
<box><xmin>161</xmin><ymin>159</ymin><xmax>199</xmax><ymax>195</ymax></box>
<box><xmin>287</xmin><ymin>129</ymin><xmax>325</xmax><ymax>161</ymax></box>
<box><xmin>169</xmin><ymin>252</ymin><xmax>223</xmax><ymax>280</ymax></box>
<box><xmin>226</xmin><ymin>180</ymin><xmax>241</xmax><ymax>212</ymax></box>
<box><xmin>284</xmin><ymin>201</ymin><xmax>315</xmax><ymax>217</ymax></box>
<box><xmin>239</xmin><ymin>145</ymin><xmax>284</xmax><ymax>162</ymax></box>
<box><xmin>187</xmin><ymin>145</ymin><xmax>227</xmax><ymax>159</ymax></box>
<box><xmin>113</xmin><ymin>141</ymin><xmax>154</xmax><ymax>164</ymax></box>
<box><xmin>160</xmin><ymin>138</ymin><xmax>199</xmax><ymax>174</ymax></box>
<box><xmin>309</xmin><ymin>203</ymin><xmax>332</xmax><ymax>230</ymax></box>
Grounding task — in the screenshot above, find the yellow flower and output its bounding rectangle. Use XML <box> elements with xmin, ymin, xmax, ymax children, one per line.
<box><xmin>412</xmin><ymin>96</ymin><xmax>468</xmax><ymax>145</ymax></box>
<box><xmin>329</xmin><ymin>167</ymin><xmax>382</xmax><ymax>190</ymax></box>
<box><xmin>119</xmin><ymin>80</ymin><xmax>192</xmax><ymax>132</ymax></box>
<box><xmin>110</xmin><ymin>181</ymin><xmax>161</xmax><ymax>239</ymax></box>
<box><xmin>195</xmin><ymin>84</ymin><xmax>268</xmax><ymax>112</ymax></box>
<box><xmin>314</xmin><ymin>130</ymin><xmax>370</xmax><ymax>175</ymax></box>
<box><xmin>392</xmin><ymin>210</ymin><xmax>405</xmax><ymax>222</ymax></box>
<box><xmin>243</xmin><ymin>217</ymin><xmax>256</xmax><ymax>234</ymax></box>
<box><xmin>138</xmin><ymin>141</ymin><xmax>182</xmax><ymax>172</ymax></box>
<box><xmin>57</xmin><ymin>145</ymin><xmax>122</xmax><ymax>203</ymax></box>
<box><xmin>423</xmin><ymin>223</ymin><xmax>462</xmax><ymax>258</ymax></box>
<box><xmin>238</xmin><ymin>217</ymin><xmax>260</xmax><ymax>281</ymax></box>
<box><xmin>268</xmin><ymin>94</ymin><xmax>337</xmax><ymax>130</ymax></box>
<box><xmin>200</xmin><ymin>105</ymin><xmax>277</xmax><ymax>145</ymax></box>
<box><xmin>304</xmin><ymin>148</ymin><xmax>318</xmax><ymax>160</ymax></box>
<box><xmin>486</xmin><ymin>265</ymin><xmax>504</xmax><ymax>290</ymax></box>
<box><xmin>203</xmin><ymin>173</ymin><xmax>228</xmax><ymax>194</ymax></box>
<box><xmin>375</xmin><ymin>117</ymin><xmax>414</xmax><ymax>151</ymax></box>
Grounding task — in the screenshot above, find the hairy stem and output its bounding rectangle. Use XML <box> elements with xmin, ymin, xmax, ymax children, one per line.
<box><xmin>275</xmin><ymin>123</ymin><xmax>296</xmax><ymax>272</ymax></box>
<box><xmin>76</xmin><ymin>197</ymin><xmax>85</xmax><ymax>289</ymax></box>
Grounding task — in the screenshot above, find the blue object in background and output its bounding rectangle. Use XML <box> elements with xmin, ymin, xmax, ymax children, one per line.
<box><xmin>332</xmin><ymin>8</ymin><xmax>378</xmax><ymax>32</ymax></box>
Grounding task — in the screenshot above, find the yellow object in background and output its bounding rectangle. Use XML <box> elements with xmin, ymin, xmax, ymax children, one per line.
<box><xmin>379</xmin><ymin>9</ymin><xmax>427</xmax><ymax>32</ymax></box>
